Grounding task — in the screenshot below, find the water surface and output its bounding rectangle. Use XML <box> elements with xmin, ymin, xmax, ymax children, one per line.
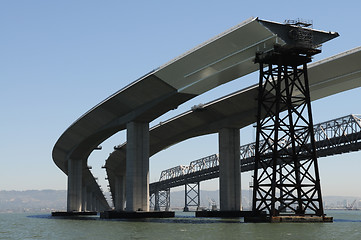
<box><xmin>1</xmin><ymin>210</ymin><xmax>360</xmax><ymax>240</ymax></box>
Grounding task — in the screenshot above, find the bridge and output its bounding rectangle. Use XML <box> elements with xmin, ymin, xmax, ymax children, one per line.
<box><xmin>52</xmin><ymin>17</ymin><xmax>361</xmax><ymax>221</ymax></box>
<box><xmin>105</xmin><ymin>45</ymin><xmax>361</xmax><ymax>216</ymax></box>
<box><xmin>148</xmin><ymin>114</ymin><xmax>361</xmax><ymax>211</ymax></box>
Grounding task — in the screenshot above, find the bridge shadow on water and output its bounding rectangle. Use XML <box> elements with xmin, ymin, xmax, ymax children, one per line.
<box><xmin>28</xmin><ymin>214</ymin><xmax>100</xmax><ymax>221</ymax></box>
<box><xmin>333</xmin><ymin>219</ymin><xmax>361</xmax><ymax>223</ymax></box>
<box><xmin>104</xmin><ymin>215</ymin><xmax>244</xmax><ymax>224</ymax></box>
<box><xmin>27</xmin><ymin>213</ymin><xmax>243</xmax><ymax>224</ymax></box>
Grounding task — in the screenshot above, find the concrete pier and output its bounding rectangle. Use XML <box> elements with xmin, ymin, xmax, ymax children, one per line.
<box><xmin>126</xmin><ymin>121</ymin><xmax>150</xmax><ymax>211</ymax></box>
<box><xmin>95</xmin><ymin>198</ymin><xmax>99</xmax><ymax>211</ymax></box>
<box><xmin>196</xmin><ymin>211</ymin><xmax>254</xmax><ymax>218</ymax></box>
<box><xmin>114</xmin><ymin>175</ymin><xmax>126</xmax><ymax>210</ymax></box>
<box><xmin>100</xmin><ymin>211</ymin><xmax>175</xmax><ymax>219</ymax></box>
<box><xmin>92</xmin><ymin>196</ymin><xmax>97</xmax><ymax>211</ymax></box>
<box><xmin>82</xmin><ymin>186</ymin><xmax>87</xmax><ymax>211</ymax></box>
<box><xmin>218</xmin><ymin>128</ymin><xmax>241</xmax><ymax>211</ymax></box>
<box><xmin>87</xmin><ymin>191</ymin><xmax>93</xmax><ymax>211</ymax></box>
<box><xmin>52</xmin><ymin>211</ymin><xmax>97</xmax><ymax>217</ymax></box>
<box><xmin>67</xmin><ymin>158</ymin><xmax>82</xmax><ymax>212</ymax></box>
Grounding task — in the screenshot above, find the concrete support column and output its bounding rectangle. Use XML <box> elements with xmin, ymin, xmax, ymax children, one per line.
<box><xmin>96</xmin><ymin>198</ymin><xmax>100</xmax><ymax>211</ymax></box>
<box><xmin>126</xmin><ymin>121</ymin><xmax>150</xmax><ymax>212</ymax></box>
<box><xmin>114</xmin><ymin>175</ymin><xmax>126</xmax><ymax>211</ymax></box>
<box><xmin>92</xmin><ymin>195</ymin><xmax>97</xmax><ymax>211</ymax></box>
<box><xmin>99</xmin><ymin>202</ymin><xmax>104</xmax><ymax>212</ymax></box>
<box><xmin>219</xmin><ymin>128</ymin><xmax>241</xmax><ymax>211</ymax></box>
<box><xmin>87</xmin><ymin>191</ymin><xmax>93</xmax><ymax>211</ymax></box>
<box><xmin>67</xmin><ymin>158</ymin><xmax>82</xmax><ymax>212</ymax></box>
<box><xmin>82</xmin><ymin>186</ymin><xmax>87</xmax><ymax>211</ymax></box>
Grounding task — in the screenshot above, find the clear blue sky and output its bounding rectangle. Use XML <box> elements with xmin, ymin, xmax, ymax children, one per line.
<box><xmin>1</xmin><ymin>1</ymin><xmax>361</xmax><ymax>198</ymax></box>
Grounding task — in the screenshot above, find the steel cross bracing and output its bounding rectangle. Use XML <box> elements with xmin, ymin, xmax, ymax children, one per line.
<box><xmin>252</xmin><ymin>49</ymin><xmax>323</xmax><ymax>217</ymax></box>
<box><xmin>241</xmin><ymin>114</ymin><xmax>361</xmax><ymax>171</ymax></box>
<box><xmin>150</xmin><ymin>188</ymin><xmax>170</xmax><ymax>211</ymax></box>
<box><xmin>184</xmin><ymin>183</ymin><xmax>200</xmax><ymax>212</ymax></box>
<box><xmin>149</xmin><ymin>114</ymin><xmax>361</xmax><ymax>195</ymax></box>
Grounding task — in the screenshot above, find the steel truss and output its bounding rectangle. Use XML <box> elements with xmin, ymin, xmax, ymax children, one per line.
<box><xmin>149</xmin><ymin>193</ymin><xmax>155</xmax><ymax>210</ymax></box>
<box><xmin>240</xmin><ymin>114</ymin><xmax>361</xmax><ymax>169</ymax></box>
<box><xmin>148</xmin><ymin>114</ymin><xmax>361</xmax><ymax>212</ymax></box>
<box><xmin>159</xmin><ymin>165</ymin><xmax>189</xmax><ymax>181</ymax></box>
<box><xmin>184</xmin><ymin>182</ymin><xmax>200</xmax><ymax>212</ymax></box>
<box><xmin>252</xmin><ymin>47</ymin><xmax>323</xmax><ymax>217</ymax></box>
<box><xmin>150</xmin><ymin>188</ymin><xmax>170</xmax><ymax>211</ymax></box>
<box><xmin>150</xmin><ymin>114</ymin><xmax>361</xmax><ymax>196</ymax></box>
<box><xmin>314</xmin><ymin>114</ymin><xmax>361</xmax><ymax>150</ymax></box>
<box><xmin>157</xmin><ymin>154</ymin><xmax>219</xmax><ymax>183</ymax></box>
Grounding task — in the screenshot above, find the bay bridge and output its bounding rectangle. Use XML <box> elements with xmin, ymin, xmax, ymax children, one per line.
<box><xmin>149</xmin><ymin>114</ymin><xmax>361</xmax><ymax>211</ymax></box>
<box><xmin>52</xmin><ymin>17</ymin><xmax>361</xmax><ymax>222</ymax></box>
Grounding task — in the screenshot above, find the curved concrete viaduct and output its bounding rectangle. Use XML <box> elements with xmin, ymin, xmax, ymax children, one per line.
<box><xmin>53</xmin><ymin>17</ymin><xmax>338</xmax><ymax>212</ymax></box>
<box><xmin>105</xmin><ymin>46</ymin><xmax>361</xmax><ymax>210</ymax></box>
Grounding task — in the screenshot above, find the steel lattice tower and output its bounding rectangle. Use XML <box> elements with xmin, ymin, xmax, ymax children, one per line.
<box><xmin>252</xmin><ymin>24</ymin><xmax>325</xmax><ymax>218</ymax></box>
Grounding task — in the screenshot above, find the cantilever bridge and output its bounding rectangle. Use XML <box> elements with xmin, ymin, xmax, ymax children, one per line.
<box><xmin>149</xmin><ymin>114</ymin><xmax>361</xmax><ymax>211</ymax></box>
<box><xmin>52</xmin><ymin>17</ymin><xmax>361</xmax><ymax>221</ymax></box>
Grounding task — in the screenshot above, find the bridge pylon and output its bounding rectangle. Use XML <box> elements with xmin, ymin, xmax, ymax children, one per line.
<box><xmin>152</xmin><ymin>188</ymin><xmax>170</xmax><ymax>211</ymax></box>
<box><xmin>251</xmin><ymin>25</ymin><xmax>330</xmax><ymax>222</ymax></box>
<box><xmin>184</xmin><ymin>182</ymin><xmax>200</xmax><ymax>212</ymax></box>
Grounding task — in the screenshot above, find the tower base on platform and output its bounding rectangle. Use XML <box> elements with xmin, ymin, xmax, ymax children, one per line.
<box><xmin>51</xmin><ymin>211</ymin><xmax>98</xmax><ymax>217</ymax></box>
<box><xmin>100</xmin><ymin>211</ymin><xmax>175</xmax><ymax>219</ymax></box>
<box><xmin>244</xmin><ymin>215</ymin><xmax>333</xmax><ymax>223</ymax></box>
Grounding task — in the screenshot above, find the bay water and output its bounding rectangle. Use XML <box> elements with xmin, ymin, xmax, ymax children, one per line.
<box><xmin>1</xmin><ymin>210</ymin><xmax>360</xmax><ymax>240</ymax></box>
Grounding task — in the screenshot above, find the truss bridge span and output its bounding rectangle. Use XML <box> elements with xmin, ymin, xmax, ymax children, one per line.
<box><xmin>150</xmin><ymin>114</ymin><xmax>361</xmax><ymax>194</ymax></box>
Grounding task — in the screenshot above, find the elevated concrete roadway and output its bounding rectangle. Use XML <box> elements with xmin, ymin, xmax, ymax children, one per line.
<box><xmin>106</xmin><ymin>46</ymin><xmax>361</xmax><ymax>209</ymax></box>
<box><xmin>52</xmin><ymin>17</ymin><xmax>338</xmax><ymax>212</ymax></box>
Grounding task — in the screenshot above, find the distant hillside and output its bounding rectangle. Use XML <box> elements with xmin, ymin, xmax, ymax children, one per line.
<box><xmin>0</xmin><ymin>190</ymin><xmax>67</xmax><ymax>213</ymax></box>
<box><xmin>166</xmin><ymin>190</ymin><xmax>361</xmax><ymax>211</ymax></box>
<box><xmin>167</xmin><ymin>189</ymin><xmax>253</xmax><ymax>210</ymax></box>
<box><xmin>0</xmin><ymin>190</ymin><xmax>359</xmax><ymax>213</ymax></box>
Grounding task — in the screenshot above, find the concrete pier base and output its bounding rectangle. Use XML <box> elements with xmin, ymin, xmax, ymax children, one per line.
<box><xmin>51</xmin><ymin>211</ymin><xmax>97</xmax><ymax>217</ymax></box>
<box><xmin>196</xmin><ymin>211</ymin><xmax>254</xmax><ymax>218</ymax></box>
<box><xmin>100</xmin><ymin>211</ymin><xmax>175</xmax><ymax>219</ymax></box>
